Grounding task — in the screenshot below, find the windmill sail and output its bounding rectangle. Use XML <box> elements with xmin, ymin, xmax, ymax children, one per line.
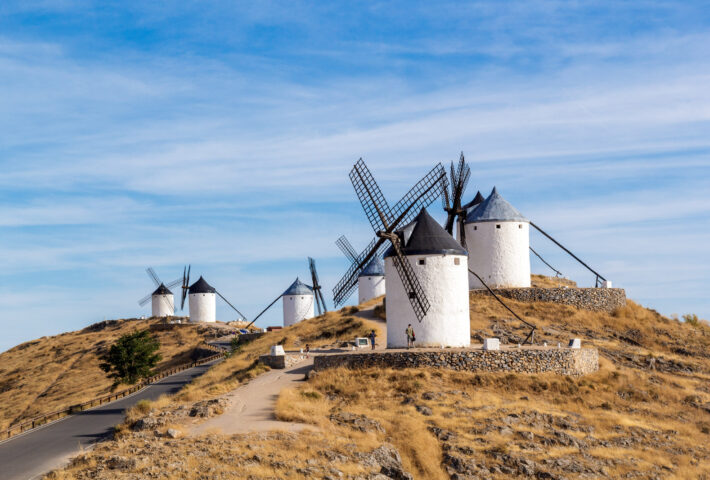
<box><xmin>333</xmin><ymin>159</ymin><xmax>446</xmax><ymax>322</ymax></box>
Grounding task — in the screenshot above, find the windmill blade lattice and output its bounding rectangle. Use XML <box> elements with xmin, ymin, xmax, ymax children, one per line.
<box><xmin>309</xmin><ymin>257</ymin><xmax>328</xmax><ymax>316</ymax></box>
<box><xmin>387</xmin><ymin>234</ymin><xmax>430</xmax><ymax>320</ymax></box>
<box><xmin>180</xmin><ymin>265</ymin><xmax>191</xmax><ymax>310</ymax></box>
<box><xmin>389</xmin><ymin>163</ymin><xmax>448</xmax><ymax>229</ymax></box>
<box><xmin>350</xmin><ymin>159</ymin><xmax>394</xmax><ymax>232</ymax></box>
<box><xmin>138</xmin><ymin>292</ymin><xmax>153</xmax><ymax>307</ymax></box>
<box><xmin>333</xmin><ymin>237</ymin><xmax>389</xmax><ymax>306</ymax></box>
<box><xmin>333</xmin><ymin>159</ymin><xmax>446</xmax><ymax>321</ymax></box>
<box><xmin>333</xmin><ymin>163</ymin><xmax>447</xmax><ymax>306</ymax></box>
<box><xmin>146</xmin><ymin>267</ymin><xmax>161</xmax><ymax>287</ymax></box>
<box><xmin>442</xmin><ymin>153</ymin><xmax>471</xmax><ymax>247</ymax></box>
<box><xmin>336</xmin><ymin>235</ymin><xmax>359</xmax><ymax>263</ymax></box>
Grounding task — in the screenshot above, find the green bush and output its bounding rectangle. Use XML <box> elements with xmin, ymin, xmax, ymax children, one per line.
<box><xmin>100</xmin><ymin>330</ymin><xmax>162</xmax><ymax>386</ymax></box>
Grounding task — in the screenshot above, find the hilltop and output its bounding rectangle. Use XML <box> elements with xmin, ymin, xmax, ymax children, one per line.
<box><xmin>0</xmin><ymin>317</ymin><xmax>227</xmax><ymax>432</ymax></box>
<box><xmin>30</xmin><ymin>281</ymin><xmax>710</xmax><ymax>479</ymax></box>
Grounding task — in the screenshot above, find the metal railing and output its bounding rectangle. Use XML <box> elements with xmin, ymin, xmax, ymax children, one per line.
<box><xmin>0</xmin><ymin>345</ymin><xmax>225</xmax><ymax>442</ymax></box>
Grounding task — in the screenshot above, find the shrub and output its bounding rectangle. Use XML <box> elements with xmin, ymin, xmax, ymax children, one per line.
<box><xmin>99</xmin><ymin>330</ymin><xmax>162</xmax><ymax>386</ymax></box>
<box><xmin>683</xmin><ymin>314</ymin><xmax>700</xmax><ymax>327</ymax></box>
<box><xmin>134</xmin><ymin>399</ymin><xmax>152</xmax><ymax>414</ymax></box>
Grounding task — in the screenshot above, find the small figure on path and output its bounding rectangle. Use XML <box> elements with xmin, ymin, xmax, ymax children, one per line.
<box><xmin>406</xmin><ymin>324</ymin><xmax>415</xmax><ymax>349</ymax></box>
<box><xmin>369</xmin><ymin>329</ymin><xmax>376</xmax><ymax>350</ymax></box>
<box><xmin>305</xmin><ymin>344</ymin><xmax>310</xmax><ymax>358</ymax></box>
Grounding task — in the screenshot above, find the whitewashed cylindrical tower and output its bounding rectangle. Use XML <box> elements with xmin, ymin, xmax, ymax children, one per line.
<box><xmin>151</xmin><ymin>283</ymin><xmax>174</xmax><ymax>317</ymax></box>
<box><xmin>282</xmin><ymin>278</ymin><xmax>314</xmax><ymax>327</ymax></box>
<box><xmin>357</xmin><ymin>257</ymin><xmax>386</xmax><ymax>304</ymax></box>
<box><xmin>188</xmin><ymin>276</ymin><xmax>216</xmax><ymax>323</ymax></box>
<box><xmin>464</xmin><ymin>187</ymin><xmax>531</xmax><ymax>289</ymax></box>
<box><xmin>385</xmin><ymin>209</ymin><xmax>470</xmax><ymax>349</ymax></box>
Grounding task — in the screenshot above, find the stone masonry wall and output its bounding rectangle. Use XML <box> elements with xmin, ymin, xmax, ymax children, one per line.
<box><xmin>259</xmin><ymin>353</ymin><xmax>306</xmax><ymax>369</ymax></box>
<box><xmin>472</xmin><ymin>287</ymin><xmax>626</xmax><ymax>312</ymax></box>
<box><xmin>314</xmin><ymin>348</ymin><xmax>599</xmax><ymax>376</ymax></box>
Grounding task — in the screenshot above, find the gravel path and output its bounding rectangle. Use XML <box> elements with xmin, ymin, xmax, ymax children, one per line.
<box><xmin>190</xmin><ymin>358</ymin><xmax>315</xmax><ymax>435</ymax></box>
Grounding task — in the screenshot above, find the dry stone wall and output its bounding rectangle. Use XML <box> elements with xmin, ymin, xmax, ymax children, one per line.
<box><xmin>314</xmin><ymin>347</ymin><xmax>598</xmax><ymax>376</ymax></box>
<box><xmin>258</xmin><ymin>353</ymin><xmax>306</xmax><ymax>369</ymax></box>
<box><xmin>472</xmin><ymin>287</ymin><xmax>626</xmax><ymax>312</ymax></box>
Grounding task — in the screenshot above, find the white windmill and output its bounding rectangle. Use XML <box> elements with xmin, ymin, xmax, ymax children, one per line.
<box><xmin>463</xmin><ymin>187</ymin><xmax>531</xmax><ymax>289</ymax></box>
<box><xmin>281</xmin><ymin>278</ymin><xmax>315</xmax><ymax>326</ymax></box>
<box><xmin>332</xmin><ymin>159</ymin><xmax>470</xmax><ymax>348</ymax></box>
<box><xmin>335</xmin><ymin>235</ymin><xmax>386</xmax><ymax>305</ymax></box>
<box><xmin>384</xmin><ymin>208</ymin><xmax>470</xmax><ymax>348</ymax></box>
<box><xmin>247</xmin><ymin>258</ymin><xmax>328</xmax><ymax>328</ymax></box>
<box><xmin>137</xmin><ymin>267</ymin><xmax>181</xmax><ymax>318</ymax></box>
<box><xmin>177</xmin><ymin>265</ymin><xmax>248</xmax><ymax>323</ymax></box>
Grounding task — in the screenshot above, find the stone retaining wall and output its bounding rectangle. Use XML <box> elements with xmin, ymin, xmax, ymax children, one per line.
<box><xmin>314</xmin><ymin>347</ymin><xmax>598</xmax><ymax>376</ymax></box>
<box><xmin>472</xmin><ymin>287</ymin><xmax>626</xmax><ymax>312</ymax></box>
<box><xmin>259</xmin><ymin>353</ymin><xmax>306</xmax><ymax>369</ymax></box>
<box><xmin>236</xmin><ymin>332</ymin><xmax>265</xmax><ymax>345</ymax></box>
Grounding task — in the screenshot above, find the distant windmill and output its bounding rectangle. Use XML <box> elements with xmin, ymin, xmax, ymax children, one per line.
<box><xmin>442</xmin><ymin>152</ymin><xmax>472</xmax><ymax>247</ymax></box>
<box><xmin>245</xmin><ymin>258</ymin><xmax>328</xmax><ymax>328</ymax></box>
<box><xmin>332</xmin><ymin>158</ymin><xmax>447</xmax><ymax>322</ymax></box>
<box><xmin>308</xmin><ymin>257</ymin><xmax>328</xmax><ymax>316</ymax></box>
<box><xmin>138</xmin><ymin>267</ymin><xmax>181</xmax><ymax>317</ymax></box>
<box><xmin>336</xmin><ymin>235</ymin><xmax>385</xmax><ymax>304</ymax></box>
<box><xmin>178</xmin><ymin>265</ymin><xmax>248</xmax><ymax>323</ymax></box>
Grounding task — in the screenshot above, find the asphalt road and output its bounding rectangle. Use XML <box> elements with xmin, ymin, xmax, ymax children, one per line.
<box><xmin>0</xmin><ymin>359</ymin><xmax>220</xmax><ymax>480</ymax></box>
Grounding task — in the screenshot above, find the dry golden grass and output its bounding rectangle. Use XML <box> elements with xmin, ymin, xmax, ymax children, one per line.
<box><xmin>178</xmin><ymin>304</ymin><xmax>383</xmax><ymax>401</ymax></box>
<box><xmin>47</xmin><ymin>430</ymin><xmax>377</xmax><ymax>480</ymax></box>
<box><xmin>40</xmin><ymin>278</ymin><xmax>710</xmax><ymax>479</ymax></box>
<box><xmin>272</xmin><ymin>283</ymin><xmax>710</xmax><ymax>478</ymax></box>
<box><xmin>0</xmin><ymin>317</ymin><xmax>223</xmax><ymax>431</ymax></box>
<box><xmin>530</xmin><ymin>274</ymin><xmax>578</xmax><ymax>288</ymax></box>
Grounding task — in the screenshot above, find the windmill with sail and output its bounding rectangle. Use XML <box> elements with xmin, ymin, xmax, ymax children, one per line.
<box><xmin>178</xmin><ymin>265</ymin><xmax>248</xmax><ymax>323</ymax></box>
<box><xmin>336</xmin><ymin>235</ymin><xmax>385</xmax><ymax>304</ymax></box>
<box><xmin>137</xmin><ymin>267</ymin><xmax>181</xmax><ymax>318</ymax></box>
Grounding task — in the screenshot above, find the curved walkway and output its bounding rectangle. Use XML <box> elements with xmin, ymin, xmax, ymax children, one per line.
<box><xmin>0</xmin><ymin>359</ymin><xmax>221</xmax><ymax>480</ymax></box>
<box><xmin>191</xmin><ymin>359</ymin><xmax>314</xmax><ymax>435</ymax></box>
<box><xmin>192</xmin><ymin>307</ymin><xmax>388</xmax><ymax>436</ymax></box>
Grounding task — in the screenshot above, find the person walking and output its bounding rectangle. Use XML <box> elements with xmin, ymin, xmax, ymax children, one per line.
<box><xmin>369</xmin><ymin>329</ymin><xmax>376</xmax><ymax>350</ymax></box>
<box><xmin>406</xmin><ymin>324</ymin><xmax>415</xmax><ymax>349</ymax></box>
<box><xmin>305</xmin><ymin>344</ymin><xmax>310</xmax><ymax>359</ymax></box>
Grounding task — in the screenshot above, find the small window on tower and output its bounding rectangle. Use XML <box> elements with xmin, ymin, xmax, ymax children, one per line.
<box><xmin>519</xmin><ymin>224</ymin><xmax>523</xmax><ymax>229</ymax></box>
<box><xmin>473</xmin><ymin>226</ymin><xmax>477</xmax><ymax>230</ymax></box>
<box><xmin>496</xmin><ymin>224</ymin><xmax>501</xmax><ymax>229</ymax></box>
<box><xmin>418</xmin><ymin>259</ymin><xmax>426</xmax><ymax>265</ymax></box>
<box><xmin>454</xmin><ymin>258</ymin><xmax>460</xmax><ymax>265</ymax></box>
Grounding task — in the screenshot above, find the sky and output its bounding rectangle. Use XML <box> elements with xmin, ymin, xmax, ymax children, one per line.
<box><xmin>1</xmin><ymin>1</ymin><xmax>709</xmax><ymax>352</ymax></box>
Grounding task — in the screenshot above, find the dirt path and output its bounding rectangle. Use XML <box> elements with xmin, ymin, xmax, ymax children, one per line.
<box><xmin>192</xmin><ymin>305</ymin><xmax>388</xmax><ymax>435</ymax></box>
<box><xmin>190</xmin><ymin>358</ymin><xmax>315</xmax><ymax>436</ymax></box>
<box><xmin>355</xmin><ymin>305</ymin><xmax>387</xmax><ymax>350</ymax></box>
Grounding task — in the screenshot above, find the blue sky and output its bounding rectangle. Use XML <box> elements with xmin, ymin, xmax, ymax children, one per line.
<box><xmin>1</xmin><ymin>1</ymin><xmax>709</xmax><ymax>352</ymax></box>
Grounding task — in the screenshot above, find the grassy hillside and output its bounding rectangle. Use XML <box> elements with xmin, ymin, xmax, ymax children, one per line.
<box><xmin>0</xmin><ymin>317</ymin><xmax>224</xmax><ymax>432</ymax></box>
<box><xmin>45</xmin><ymin>282</ymin><xmax>710</xmax><ymax>479</ymax></box>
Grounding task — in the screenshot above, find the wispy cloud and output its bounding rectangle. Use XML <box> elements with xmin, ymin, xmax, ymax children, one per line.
<box><xmin>1</xmin><ymin>1</ymin><xmax>709</xmax><ymax>352</ymax></box>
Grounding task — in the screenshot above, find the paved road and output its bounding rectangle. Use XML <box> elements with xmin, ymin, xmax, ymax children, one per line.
<box><xmin>0</xmin><ymin>359</ymin><xmax>220</xmax><ymax>480</ymax></box>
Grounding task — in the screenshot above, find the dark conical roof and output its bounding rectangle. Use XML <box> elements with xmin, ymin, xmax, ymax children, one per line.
<box><xmin>384</xmin><ymin>208</ymin><xmax>467</xmax><ymax>258</ymax></box>
<box><xmin>465</xmin><ymin>187</ymin><xmax>528</xmax><ymax>223</ymax></box>
<box><xmin>359</xmin><ymin>256</ymin><xmax>385</xmax><ymax>277</ymax></box>
<box><xmin>463</xmin><ymin>191</ymin><xmax>485</xmax><ymax>211</ymax></box>
<box><xmin>189</xmin><ymin>276</ymin><xmax>216</xmax><ymax>294</ymax></box>
<box><xmin>283</xmin><ymin>277</ymin><xmax>313</xmax><ymax>296</ymax></box>
<box><xmin>152</xmin><ymin>283</ymin><xmax>173</xmax><ymax>296</ymax></box>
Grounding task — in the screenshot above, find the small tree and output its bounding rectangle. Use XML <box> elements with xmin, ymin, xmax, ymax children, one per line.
<box><xmin>100</xmin><ymin>330</ymin><xmax>162</xmax><ymax>386</ymax></box>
